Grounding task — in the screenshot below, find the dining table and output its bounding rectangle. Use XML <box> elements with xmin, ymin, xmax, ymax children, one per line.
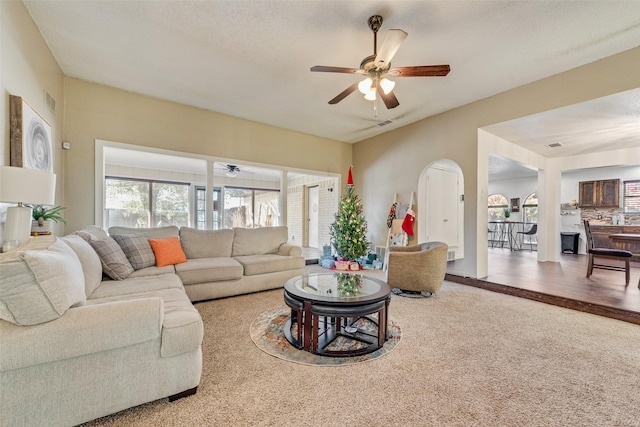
<box><xmin>609</xmin><ymin>233</ymin><xmax>640</xmax><ymax>255</ymax></box>
<box><xmin>489</xmin><ymin>221</ymin><xmax>530</xmax><ymax>251</ymax></box>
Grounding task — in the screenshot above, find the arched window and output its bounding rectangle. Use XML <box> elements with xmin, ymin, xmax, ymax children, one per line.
<box><xmin>523</xmin><ymin>192</ymin><xmax>538</xmax><ymax>223</ymax></box>
<box><xmin>488</xmin><ymin>194</ymin><xmax>509</xmax><ymax>221</ymax></box>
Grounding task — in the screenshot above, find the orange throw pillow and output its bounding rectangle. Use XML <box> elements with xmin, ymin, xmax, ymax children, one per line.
<box><xmin>148</xmin><ymin>237</ymin><xmax>187</xmax><ymax>267</ymax></box>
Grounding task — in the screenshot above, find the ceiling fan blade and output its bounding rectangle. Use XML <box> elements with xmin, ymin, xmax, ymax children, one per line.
<box><xmin>311</xmin><ymin>66</ymin><xmax>363</xmax><ymax>74</ymax></box>
<box><xmin>328</xmin><ymin>82</ymin><xmax>359</xmax><ymax>104</ymax></box>
<box><xmin>377</xmin><ymin>84</ymin><xmax>400</xmax><ymax>109</ymax></box>
<box><xmin>388</xmin><ymin>65</ymin><xmax>451</xmax><ymax>77</ymax></box>
<box><xmin>374</xmin><ymin>29</ymin><xmax>407</xmax><ymax>70</ymax></box>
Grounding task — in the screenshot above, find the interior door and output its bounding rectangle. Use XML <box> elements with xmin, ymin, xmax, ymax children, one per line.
<box><xmin>307</xmin><ymin>186</ymin><xmax>319</xmax><ymax>248</ymax></box>
<box><xmin>426</xmin><ymin>168</ymin><xmax>458</xmax><ymax>246</ymax></box>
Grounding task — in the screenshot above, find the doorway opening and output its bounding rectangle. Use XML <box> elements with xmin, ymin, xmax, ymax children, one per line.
<box><xmin>419</xmin><ymin>159</ymin><xmax>464</xmax><ymax>274</ymax></box>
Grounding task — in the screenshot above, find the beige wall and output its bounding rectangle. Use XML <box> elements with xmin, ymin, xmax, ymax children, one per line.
<box><xmin>353</xmin><ymin>47</ymin><xmax>640</xmax><ymax>278</ymax></box>
<box><xmin>63</xmin><ymin>78</ymin><xmax>352</xmax><ymax>232</ymax></box>
<box><xmin>3</xmin><ymin>0</ymin><xmax>638</xmax><ymax>278</ymax></box>
<box><xmin>1</xmin><ymin>1</ymin><xmax>65</xmax><ymax>239</ymax></box>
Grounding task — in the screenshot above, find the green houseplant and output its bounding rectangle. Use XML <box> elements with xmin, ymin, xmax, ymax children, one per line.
<box><xmin>28</xmin><ymin>205</ymin><xmax>67</xmax><ymax>233</ymax></box>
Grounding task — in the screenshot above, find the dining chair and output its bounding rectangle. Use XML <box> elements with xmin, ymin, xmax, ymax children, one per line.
<box><xmin>516</xmin><ymin>224</ymin><xmax>537</xmax><ymax>251</ymax></box>
<box><xmin>583</xmin><ymin>219</ymin><xmax>632</xmax><ymax>286</ymax></box>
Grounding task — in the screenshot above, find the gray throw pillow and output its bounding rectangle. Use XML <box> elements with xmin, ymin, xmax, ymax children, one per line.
<box><xmin>90</xmin><ymin>237</ymin><xmax>134</xmax><ymax>280</ymax></box>
<box><xmin>112</xmin><ymin>234</ymin><xmax>156</xmax><ymax>270</ymax></box>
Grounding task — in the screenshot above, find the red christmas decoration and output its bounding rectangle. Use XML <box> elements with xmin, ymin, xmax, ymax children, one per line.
<box><xmin>402</xmin><ymin>208</ymin><xmax>415</xmax><ymax>236</ymax></box>
<box><xmin>347</xmin><ymin>166</ymin><xmax>354</xmax><ymax>187</ymax></box>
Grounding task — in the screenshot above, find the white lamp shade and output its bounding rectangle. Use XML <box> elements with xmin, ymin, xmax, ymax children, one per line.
<box><xmin>379</xmin><ymin>78</ymin><xmax>395</xmax><ymax>95</ymax></box>
<box><xmin>0</xmin><ymin>166</ymin><xmax>56</xmax><ymax>206</ymax></box>
<box><xmin>364</xmin><ymin>89</ymin><xmax>377</xmax><ymax>101</ymax></box>
<box><xmin>358</xmin><ymin>78</ymin><xmax>373</xmax><ymax>95</ymax></box>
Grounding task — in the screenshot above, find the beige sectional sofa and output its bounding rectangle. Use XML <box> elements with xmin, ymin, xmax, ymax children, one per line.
<box><xmin>108</xmin><ymin>225</ymin><xmax>306</xmax><ymax>301</ymax></box>
<box><xmin>0</xmin><ymin>225</ymin><xmax>304</xmax><ymax>426</ymax></box>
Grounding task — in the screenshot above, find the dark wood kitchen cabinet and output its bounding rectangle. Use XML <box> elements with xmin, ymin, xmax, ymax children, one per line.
<box><xmin>579</xmin><ymin>179</ymin><xmax>619</xmax><ymax>208</ymax></box>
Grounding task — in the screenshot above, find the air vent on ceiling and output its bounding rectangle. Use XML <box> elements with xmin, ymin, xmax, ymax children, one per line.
<box><xmin>44</xmin><ymin>90</ymin><xmax>56</xmax><ymax>113</ymax></box>
<box><xmin>377</xmin><ymin>120</ymin><xmax>393</xmax><ymax>127</ymax></box>
<box><xmin>546</xmin><ymin>142</ymin><xmax>562</xmax><ymax>148</ymax></box>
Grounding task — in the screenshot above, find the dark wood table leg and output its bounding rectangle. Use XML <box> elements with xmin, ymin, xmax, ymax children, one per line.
<box><xmin>303</xmin><ymin>301</ymin><xmax>312</xmax><ymax>351</ymax></box>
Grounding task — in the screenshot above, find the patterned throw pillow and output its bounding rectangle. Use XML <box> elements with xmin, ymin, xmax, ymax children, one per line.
<box><xmin>148</xmin><ymin>237</ymin><xmax>187</xmax><ymax>267</ymax></box>
<box><xmin>89</xmin><ymin>237</ymin><xmax>134</xmax><ymax>280</ymax></box>
<box><xmin>112</xmin><ymin>234</ymin><xmax>156</xmax><ymax>270</ymax></box>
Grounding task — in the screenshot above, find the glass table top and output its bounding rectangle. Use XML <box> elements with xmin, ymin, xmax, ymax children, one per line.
<box><xmin>291</xmin><ymin>272</ymin><xmax>385</xmax><ymax>300</ymax></box>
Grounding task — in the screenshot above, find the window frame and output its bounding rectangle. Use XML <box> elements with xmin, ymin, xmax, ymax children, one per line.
<box><xmin>623</xmin><ymin>180</ymin><xmax>640</xmax><ymax>214</ymax></box>
<box><xmin>105</xmin><ymin>176</ymin><xmax>191</xmax><ymax>229</ymax></box>
<box><xmin>522</xmin><ymin>192</ymin><xmax>538</xmax><ymax>224</ymax></box>
<box><xmin>194</xmin><ymin>186</ymin><xmax>221</xmax><ymax>230</ymax></box>
<box><xmin>224</xmin><ymin>185</ymin><xmax>281</xmax><ymax>229</ymax></box>
<box><xmin>488</xmin><ymin>193</ymin><xmax>509</xmax><ymax>220</ymax></box>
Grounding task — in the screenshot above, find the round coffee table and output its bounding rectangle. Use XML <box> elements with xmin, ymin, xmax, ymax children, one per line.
<box><xmin>283</xmin><ymin>272</ymin><xmax>391</xmax><ymax>357</ymax></box>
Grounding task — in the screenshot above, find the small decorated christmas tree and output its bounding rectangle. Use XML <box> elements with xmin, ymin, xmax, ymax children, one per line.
<box><xmin>329</xmin><ymin>166</ymin><xmax>369</xmax><ymax>261</ymax></box>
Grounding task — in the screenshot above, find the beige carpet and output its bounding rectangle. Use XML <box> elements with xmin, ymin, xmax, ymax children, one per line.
<box><xmin>84</xmin><ymin>268</ymin><xmax>640</xmax><ymax>426</ymax></box>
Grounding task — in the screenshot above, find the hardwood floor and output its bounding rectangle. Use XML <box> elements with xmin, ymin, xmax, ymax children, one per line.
<box><xmin>447</xmin><ymin>248</ymin><xmax>640</xmax><ymax>325</ymax></box>
<box><xmin>303</xmin><ymin>246</ymin><xmax>640</xmax><ymax>324</ymax></box>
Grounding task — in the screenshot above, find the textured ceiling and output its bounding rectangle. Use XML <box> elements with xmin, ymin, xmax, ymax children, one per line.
<box><xmin>23</xmin><ymin>0</ymin><xmax>640</xmax><ymax>150</ymax></box>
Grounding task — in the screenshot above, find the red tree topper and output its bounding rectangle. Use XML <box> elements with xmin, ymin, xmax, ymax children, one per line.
<box><xmin>347</xmin><ymin>165</ymin><xmax>354</xmax><ymax>187</ymax></box>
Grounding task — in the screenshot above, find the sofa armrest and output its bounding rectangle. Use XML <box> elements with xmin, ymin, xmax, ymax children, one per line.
<box><xmin>0</xmin><ymin>297</ymin><xmax>163</xmax><ymax>372</ymax></box>
<box><xmin>278</xmin><ymin>243</ymin><xmax>302</xmax><ymax>256</ymax></box>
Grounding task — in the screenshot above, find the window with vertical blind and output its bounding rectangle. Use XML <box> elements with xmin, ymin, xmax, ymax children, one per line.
<box><xmin>623</xmin><ymin>180</ymin><xmax>640</xmax><ymax>213</ymax></box>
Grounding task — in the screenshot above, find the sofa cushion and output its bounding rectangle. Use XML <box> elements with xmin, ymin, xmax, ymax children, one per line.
<box><xmin>89</xmin><ymin>273</ymin><xmax>184</xmax><ymax>300</ymax></box>
<box><xmin>112</xmin><ymin>234</ymin><xmax>156</xmax><ymax>270</ymax></box>
<box><xmin>232</xmin><ymin>226</ymin><xmax>288</xmax><ymax>256</ymax></box>
<box><xmin>90</xmin><ymin>237</ymin><xmax>135</xmax><ymax>280</ymax></box>
<box><xmin>60</xmin><ymin>235</ymin><xmax>103</xmax><ymax>297</ymax></box>
<box><xmin>127</xmin><ymin>265</ymin><xmax>176</xmax><ymax>278</ymax></box>
<box><xmin>0</xmin><ymin>237</ymin><xmax>86</xmax><ymax>326</ymax></box>
<box><xmin>234</xmin><ymin>254</ymin><xmax>306</xmax><ymax>276</ymax></box>
<box><xmin>149</xmin><ymin>237</ymin><xmax>187</xmax><ymax>267</ymax></box>
<box><xmin>0</xmin><ymin>297</ymin><xmax>163</xmax><ymax>371</ymax></box>
<box><xmin>86</xmin><ymin>288</ymin><xmax>203</xmax><ymax>358</ymax></box>
<box><xmin>108</xmin><ymin>225</ymin><xmax>179</xmax><ymax>239</ymax></box>
<box><xmin>175</xmin><ymin>258</ymin><xmax>243</xmax><ymax>285</ymax></box>
<box><xmin>75</xmin><ymin>225</ymin><xmax>109</xmax><ymax>242</ymax></box>
<box><xmin>179</xmin><ymin>227</ymin><xmax>234</xmax><ymax>259</ymax></box>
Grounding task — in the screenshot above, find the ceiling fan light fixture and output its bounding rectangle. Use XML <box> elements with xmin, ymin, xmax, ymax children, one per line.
<box><xmin>358</xmin><ymin>78</ymin><xmax>373</xmax><ymax>94</ymax></box>
<box><xmin>379</xmin><ymin>77</ymin><xmax>395</xmax><ymax>94</ymax></box>
<box><xmin>364</xmin><ymin>89</ymin><xmax>376</xmax><ymax>101</ymax></box>
<box><xmin>225</xmin><ymin>171</ymin><xmax>238</xmax><ymax>178</ymax></box>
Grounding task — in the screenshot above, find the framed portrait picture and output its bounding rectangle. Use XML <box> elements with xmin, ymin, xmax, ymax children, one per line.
<box><xmin>10</xmin><ymin>95</ymin><xmax>53</xmax><ymax>172</ymax></box>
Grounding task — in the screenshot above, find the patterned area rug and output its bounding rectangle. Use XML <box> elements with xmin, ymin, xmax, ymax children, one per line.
<box><xmin>250</xmin><ymin>305</ymin><xmax>401</xmax><ymax>366</ymax></box>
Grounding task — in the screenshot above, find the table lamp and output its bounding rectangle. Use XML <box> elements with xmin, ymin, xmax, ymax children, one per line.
<box><xmin>0</xmin><ymin>166</ymin><xmax>56</xmax><ymax>251</ymax></box>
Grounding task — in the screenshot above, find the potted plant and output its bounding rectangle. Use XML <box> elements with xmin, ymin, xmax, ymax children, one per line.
<box><xmin>28</xmin><ymin>205</ymin><xmax>66</xmax><ymax>235</ymax></box>
<box><xmin>503</xmin><ymin>208</ymin><xmax>511</xmax><ymax>219</ymax></box>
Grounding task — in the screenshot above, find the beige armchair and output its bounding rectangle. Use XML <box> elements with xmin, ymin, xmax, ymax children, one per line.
<box><xmin>385</xmin><ymin>242</ymin><xmax>449</xmax><ymax>295</ymax></box>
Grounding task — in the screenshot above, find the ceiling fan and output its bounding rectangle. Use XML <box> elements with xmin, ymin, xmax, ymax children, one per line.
<box><xmin>311</xmin><ymin>15</ymin><xmax>450</xmax><ymax>109</ymax></box>
<box><xmin>215</xmin><ymin>164</ymin><xmax>252</xmax><ymax>178</ymax></box>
